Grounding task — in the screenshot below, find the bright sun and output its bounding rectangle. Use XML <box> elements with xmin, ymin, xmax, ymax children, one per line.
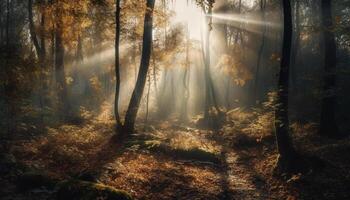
<box><xmin>172</xmin><ymin>1</ymin><xmax>203</xmax><ymax>40</ymax></box>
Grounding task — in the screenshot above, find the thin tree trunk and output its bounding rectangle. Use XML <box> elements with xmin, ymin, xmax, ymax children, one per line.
<box><xmin>40</xmin><ymin>8</ymin><xmax>46</xmax><ymax>60</ymax></box>
<box><xmin>6</xmin><ymin>0</ymin><xmax>9</xmax><ymax>49</ymax></box>
<box><xmin>202</xmin><ymin>8</ymin><xmax>220</xmax><ymax>122</ymax></box>
<box><xmin>274</xmin><ymin>0</ymin><xmax>297</xmax><ymax>172</ymax></box>
<box><xmin>144</xmin><ymin>73</ymin><xmax>151</xmax><ymax>129</ymax></box>
<box><xmin>254</xmin><ymin>0</ymin><xmax>267</xmax><ymax>103</ymax></box>
<box><xmin>123</xmin><ymin>0</ymin><xmax>156</xmax><ymax>133</ymax></box>
<box><xmin>55</xmin><ymin>12</ymin><xmax>69</xmax><ymax>120</ymax></box>
<box><xmin>0</xmin><ymin>4</ymin><xmax>3</xmax><ymax>45</ymax></box>
<box><xmin>320</xmin><ymin>0</ymin><xmax>340</xmax><ymax>137</ymax></box>
<box><xmin>290</xmin><ymin>0</ymin><xmax>300</xmax><ymax>90</ymax></box>
<box><xmin>4</xmin><ymin>0</ymin><xmax>11</xmax><ymax>136</ymax></box>
<box><xmin>180</xmin><ymin>24</ymin><xmax>190</xmax><ymax>121</ymax></box>
<box><xmin>152</xmin><ymin>52</ymin><xmax>158</xmax><ymax>98</ymax></box>
<box><xmin>28</xmin><ymin>0</ymin><xmax>42</xmax><ymax>60</ymax></box>
<box><xmin>114</xmin><ymin>0</ymin><xmax>121</xmax><ymax>126</ymax></box>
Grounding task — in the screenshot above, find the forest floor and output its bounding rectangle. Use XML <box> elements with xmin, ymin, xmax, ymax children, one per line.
<box><xmin>1</xmin><ymin>108</ymin><xmax>350</xmax><ymax>199</ymax></box>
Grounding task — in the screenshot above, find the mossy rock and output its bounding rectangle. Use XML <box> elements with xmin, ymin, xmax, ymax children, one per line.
<box><xmin>56</xmin><ymin>179</ymin><xmax>132</xmax><ymax>200</ymax></box>
<box><xmin>16</xmin><ymin>171</ymin><xmax>59</xmax><ymax>191</ymax></box>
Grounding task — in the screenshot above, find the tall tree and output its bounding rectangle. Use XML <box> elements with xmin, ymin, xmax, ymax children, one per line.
<box><xmin>40</xmin><ymin>4</ymin><xmax>46</xmax><ymax>60</ymax></box>
<box><xmin>319</xmin><ymin>0</ymin><xmax>340</xmax><ymax>138</ymax></box>
<box><xmin>199</xmin><ymin>0</ymin><xmax>221</xmax><ymax>127</ymax></box>
<box><xmin>290</xmin><ymin>0</ymin><xmax>301</xmax><ymax>90</ymax></box>
<box><xmin>123</xmin><ymin>0</ymin><xmax>156</xmax><ymax>133</ymax></box>
<box><xmin>180</xmin><ymin>24</ymin><xmax>190</xmax><ymax>122</ymax></box>
<box><xmin>254</xmin><ymin>0</ymin><xmax>267</xmax><ymax>103</ymax></box>
<box><xmin>28</xmin><ymin>0</ymin><xmax>43</xmax><ymax>61</ymax></box>
<box><xmin>274</xmin><ymin>0</ymin><xmax>298</xmax><ymax>172</ymax></box>
<box><xmin>114</xmin><ymin>0</ymin><xmax>121</xmax><ymax>126</ymax></box>
<box><xmin>55</xmin><ymin>2</ymin><xmax>69</xmax><ymax>120</ymax></box>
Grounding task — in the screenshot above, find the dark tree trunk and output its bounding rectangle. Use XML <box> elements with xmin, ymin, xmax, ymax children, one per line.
<box><xmin>290</xmin><ymin>0</ymin><xmax>300</xmax><ymax>90</ymax></box>
<box><xmin>51</xmin><ymin>24</ymin><xmax>55</xmax><ymax>69</ymax></box>
<box><xmin>319</xmin><ymin>0</ymin><xmax>340</xmax><ymax>138</ymax></box>
<box><xmin>55</xmin><ymin>16</ymin><xmax>69</xmax><ymax>120</ymax></box>
<box><xmin>6</xmin><ymin>0</ymin><xmax>9</xmax><ymax>49</ymax></box>
<box><xmin>5</xmin><ymin>0</ymin><xmax>9</xmax><ymax>51</ymax></box>
<box><xmin>0</xmin><ymin>4</ymin><xmax>3</xmax><ymax>45</ymax></box>
<box><xmin>274</xmin><ymin>0</ymin><xmax>298</xmax><ymax>172</ymax></box>
<box><xmin>254</xmin><ymin>0</ymin><xmax>267</xmax><ymax>103</ymax></box>
<box><xmin>123</xmin><ymin>0</ymin><xmax>156</xmax><ymax>133</ymax></box>
<box><xmin>114</xmin><ymin>0</ymin><xmax>121</xmax><ymax>126</ymax></box>
<box><xmin>4</xmin><ymin>0</ymin><xmax>12</xmax><ymax>137</ymax></box>
<box><xmin>40</xmin><ymin>9</ymin><xmax>46</xmax><ymax>60</ymax></box>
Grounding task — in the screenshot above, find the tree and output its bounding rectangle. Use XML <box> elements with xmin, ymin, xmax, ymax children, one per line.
<box><xmin>290</xmin><ymin>0</ymin><xmax>301</xmax><ymax>90</ymax></box>
<box><xmin>254</xmin><ymin>0</ymin><xmax>267</xmax><ymax>103</ymax></box>
<box><xmin>28</xmin><ymin>0</ymin><xmax>42</xmax><ymax>61</ymax></box>
<box><xmin>114</xmin><ymin>0</ymin><xmax>121</xmax><ymax>127</ymax></box>
<box><xmin>198</xmin><ymin>0</ymin><xmax>221</xmax><ymax>128</ymax></box>
<box><xmin>319</xmin><ymin>0</ymin><xmax>340</xmax><ymax>138</ymax></box>
<box><xmin>55</xmin><ymin>2</ymin><xmax>70</xmax><ymax>120</ymax></box>
<box><xmin>122</xmin><ymin>0</ymin><xmax>156</xmax><ymax>134</ymax></box>
<box><xmin>180</xmin><ymin>24</ymin><xmax>190</xmax><ymax>122</ymax></box>
<box><xmin>274</xmin><ymin>0</ymin><xmax>298</xmax><ymax>172</ymax></box>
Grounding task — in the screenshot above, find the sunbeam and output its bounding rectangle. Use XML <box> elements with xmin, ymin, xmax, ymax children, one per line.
<box><xmin>209</xmin><ymin>13</ymin><xmax>281</xmax><ymax>29</ymax></box>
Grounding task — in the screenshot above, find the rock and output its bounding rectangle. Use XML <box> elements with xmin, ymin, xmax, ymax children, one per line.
<box><xmin>56</xmin><ymin>179</ymin><xmax>132</xmax><ymax>200</ymax></box>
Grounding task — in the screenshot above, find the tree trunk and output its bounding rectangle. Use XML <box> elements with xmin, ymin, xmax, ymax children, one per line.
<box><xmin>202</xmin><ymin>8</ymin><xmax>220</xmax><ymax>123</ymax></box>
<box><xmin>144</xmin><ymin>73</ymin><xmax>151</xmax><ymax>128</ymax></box>
<box><xmin>152</xmin><ymin>52</ymin><xmax>158</xmax><ymax>99</ymax></box>
<box><xmin>4</xmin><ymin>0</ymin><xmax>12</xmax><ymax>137</ymax></box>
<box><xmin>114</xmin><ymin>0</ymin><xmax>122</xmax><ymax>126</ymax></box>
<box><xmin>319</xmin><ymin>0</ymin><xmax>340</xmax><ymax>138</ymax></box>
<box><xmin>40</xmin><ymin>8</ymin><xmax>46</xmax><ymax>60</ymax></box>
<box><xmin>123</xmin><ymin>0</ymin><xmax>156</xmax><ymax>133</ymax></box>
<box><xmin>55</xmin><ymin>14</ymin><xmax>69</xmax><ymax>120</ymax></box>
<box><xmin>180</xmin><ymin>25</ymin><xmax>190</xmax><ymax>122</ymax></box>
<box><xmin>5</xmin><ymin>0</ymin><xmax>9</xmax><ymax>49</ymax></box>
<box><xmin>290</xmin><ymin>0</ymin><xmax>300</xmax><ymax>90</ymax></box>
<box><xmin>274</xmin><ymin>0</ymin><xmax>297</xmax><ymax>172</ymax></box>
<box><xmin>254</xmin><ymin>0</ymin><xmax>267</xmax><ymax>103</ymax></box>
<box><xmin>0</xmin><ymin>4</ymin><xmax>3</xmax><ymax>45</ymax></box>
<box><xmin>28</xmin><ymin>0</ymin><xmax>42</xmax><ymax>60</ymax></box>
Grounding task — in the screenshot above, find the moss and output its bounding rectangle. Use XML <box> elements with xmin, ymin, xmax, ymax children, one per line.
<box><xmin>56</xmin><ymin>179</ymin><xmax>132</xmax><ymax>200</ymax></box>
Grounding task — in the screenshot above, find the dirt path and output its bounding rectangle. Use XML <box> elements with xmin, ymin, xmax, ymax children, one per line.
<box><xmin>99</xmin><ymin>124</ymin><xmax>271</xmax><ymax>199</ymax></box>
<box><xmin>208</xmin><ymin>131</ymin><xmax>269</xmax><ymax>200</ymax></box>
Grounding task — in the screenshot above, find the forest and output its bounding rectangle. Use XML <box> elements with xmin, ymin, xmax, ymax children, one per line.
<box><xmin>1</xmin><ymin>0</ymin><xmax>350</xmax><ymax>199</ymax></box>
